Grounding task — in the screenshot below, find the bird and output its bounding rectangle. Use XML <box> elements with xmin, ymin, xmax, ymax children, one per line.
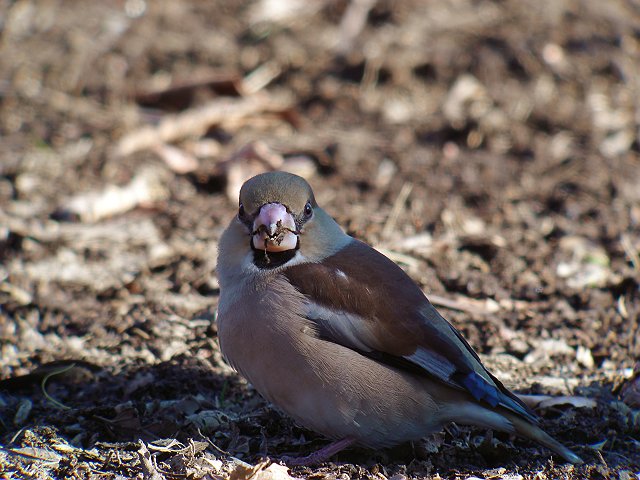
<box><xmin>215</xmin><ymin>171</ymin><xmax>583</xmax><ymax>466</ymax></box>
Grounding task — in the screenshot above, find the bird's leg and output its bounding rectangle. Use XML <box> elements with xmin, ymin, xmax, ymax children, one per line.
<box><xmin>280</xmin><ymin>437</ymin><xmax>356</xmax><ymax>466</ymax></box>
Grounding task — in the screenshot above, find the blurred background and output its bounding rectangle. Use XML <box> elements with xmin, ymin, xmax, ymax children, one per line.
<box><xmin>1</xmin><ymin>0</ymin><xmax>639</xmax><ymax>478</ymax></box>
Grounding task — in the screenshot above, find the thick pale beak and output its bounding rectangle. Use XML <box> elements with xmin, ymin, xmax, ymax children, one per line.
<box><xmin>252</xmin><ymin>203</ymin><xmax>298</xmax><ymax>252</ymax></box>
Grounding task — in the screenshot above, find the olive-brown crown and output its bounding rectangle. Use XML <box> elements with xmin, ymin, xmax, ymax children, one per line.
<box><xmin>239</xmin><ymin>171</ymin><xmax>316</xmax><ymax>215</ymax></box>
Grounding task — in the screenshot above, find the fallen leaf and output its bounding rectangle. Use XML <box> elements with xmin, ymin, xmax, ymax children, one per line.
<box><xmin>4</xmin><ymin>446</ymin><xmax>62</xmax><ymax>464</ymax></box>
<box><xmin>228</xmin><ymin>459</ymin><xmax>300</xmax><ymax>480</ymax></box>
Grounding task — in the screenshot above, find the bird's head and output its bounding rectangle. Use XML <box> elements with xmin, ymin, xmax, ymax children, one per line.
<box><xmin>220</xmin><ymin>171</ymin><xmax>349</xmax><ymax>272</ymax></box>
<box><xmin>239</xmin><ymin>171</ymin><xmax>315</xmax><ymax>255</ymax></box>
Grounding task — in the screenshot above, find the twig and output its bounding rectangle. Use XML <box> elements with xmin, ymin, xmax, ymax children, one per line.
<box><xmin>137</xmin><ymin>441</ymin><xmax>165</xmax><ymax>480</ymax></box>
<box><xmin>197</xmin><ymin>428</ymin><xmax>230</xmax><ymax>456</ymax></box>
<box><xmin>241</xmin><ymin>61</ymin><xmax>282</xmax><ymax>95</ymax></box>
<box><xmin>41</xmin><ymin>363</ymin><xmax>76</xmax><ymax>410</ymax></box>
<box><xmin>57</xmin><ymin>166</ymin><xmax>169</xmax><ymax>222</ymax></box>
<box><xmin>428</xmin><ymin>293</ymin><xmax>499</xmax><ymax>315</ymax></box>
<box><xmin>115</xmin><ymin>93</ymin><xmax>292</xmax><ymax>156</ymax></box>
<box><xmin>382</xmin><ymin>182</ymin><xmax>413</xmax><ymax>239</ymax></box>
<box><xmin>374</xmin><ymin>247</ymin><xmax>421</xmax><ymax>268</ymax></box>
<box><xmin>335</xmin><ymin>0</ymin><xmax>377</xmax><ymax>54</ymax></box>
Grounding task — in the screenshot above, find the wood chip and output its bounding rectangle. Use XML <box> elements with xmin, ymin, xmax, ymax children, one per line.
<box><xmin>518</xmin><ymin>394</ymin><xmax>597</xmax><ymax>410</ymax></box>
<box><xmin>56</xmin><ymin>166</ymin><xmax>169</xmax><ymax>223</ymax></box>
<box><xmin>116</xmin><ymin>93</ymin><xmax>293</xmax><ymax>157</ymax></box>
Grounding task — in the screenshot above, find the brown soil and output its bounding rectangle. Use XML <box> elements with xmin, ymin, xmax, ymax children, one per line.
<box><xmin>1</xmin><ymin>1</ymin><xmax>639</xmax><ymax>479</ymax></box>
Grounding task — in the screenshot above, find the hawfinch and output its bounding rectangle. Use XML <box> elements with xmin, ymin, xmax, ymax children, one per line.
<box><xmin>216</xmin><ymin>171</ymin><xmax>582</xmax><ymax>465</ymax></box>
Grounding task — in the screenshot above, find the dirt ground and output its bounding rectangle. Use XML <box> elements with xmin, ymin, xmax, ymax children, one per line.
<box><xmin>1</xmin><ymin>1</ymin><xmax>640</xmax><ymax>478</ymax></box>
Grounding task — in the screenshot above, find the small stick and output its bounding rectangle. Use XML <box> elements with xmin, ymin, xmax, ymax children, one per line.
<box><xmin>115</xmin><ymin>93</ymin><xmax>292</xmax><ymax>156</ymax></box>
<box><xmin>382</xmin><ymin>182</ymin><xmax>413</xmax><ymax>240</ymax></box>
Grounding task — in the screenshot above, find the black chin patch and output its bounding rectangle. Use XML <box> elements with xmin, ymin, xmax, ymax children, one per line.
<box><xmin>252</xmin><ymin>246</ymin><xmax>298</xmax><ymax>269</ymax></box>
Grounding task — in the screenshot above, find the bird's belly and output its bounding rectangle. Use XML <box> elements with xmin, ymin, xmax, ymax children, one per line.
<box><xmin>218</xmin><ymin>291</ymin><xmax>350</xmax><ymax>434</ymax></box>
<box><xmin>217</xmin><ymin>284</ymin><xmax>443</xmax><ymax>448</ymax></box>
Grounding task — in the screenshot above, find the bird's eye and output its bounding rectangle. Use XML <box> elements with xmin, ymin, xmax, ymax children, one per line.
<box><xmin>238</xmin><ymin>204</ymin><xmax>245</xmax><ymax>218</ymax></box>
<box><xmin>303</xmin><ymin>202</ymin><xmax>313</xmax><ymax>218</ymax></box>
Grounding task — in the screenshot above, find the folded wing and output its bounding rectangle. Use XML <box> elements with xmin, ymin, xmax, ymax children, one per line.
<box><xmin>282</xmin><ymin>239</ymin><xmax>537</xmax><ymax>424</ymax></box>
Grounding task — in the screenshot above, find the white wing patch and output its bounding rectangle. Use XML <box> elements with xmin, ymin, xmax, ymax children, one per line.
<box><xmin>406</xmin><ymin>348</ymin><xmax>456</xmax><ymax>380</ymax></box>
<box><xmin>335</xmin><ymin>269</ymin><xmax>348</xmax><ymax>280</ymax></box>
<box><xmin>303</xmin><ymin>302</ymin><xmax>374</xmax><ymax>352</ymax></box>
<box><xmin>303</xmin><ymin>300</ymin><xmax>459</xmax><ymax>384</ymax></box>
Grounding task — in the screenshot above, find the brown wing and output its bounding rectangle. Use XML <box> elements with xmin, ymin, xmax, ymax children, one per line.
<box><xmin>283</xmin><ymin>239</ymin><xmax>537</xmax><ymax>423</ymax></box>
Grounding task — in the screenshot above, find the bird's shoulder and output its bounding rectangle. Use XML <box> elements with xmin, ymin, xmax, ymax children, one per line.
<box><xmin>283</xmin><ymin>238</ymin><xmax>428</xmax><ymax>320</ymax></box>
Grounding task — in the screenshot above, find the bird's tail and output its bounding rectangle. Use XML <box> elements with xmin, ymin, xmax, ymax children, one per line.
<box><xmin>500</xmin><ymin>409</ymin><xmax>583</xmax><ymax>464</ymax></box>
<box><xmin>445</xmin><ymin>402</ymin><xmax>583</xmax><ymax>464</ymax></box>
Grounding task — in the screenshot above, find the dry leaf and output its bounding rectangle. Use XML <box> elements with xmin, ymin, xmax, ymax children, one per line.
<box><xmin>5</xmin><ymin>447</ymin><xmax>62</xmax><ymax>464</ymax></box>
<box><xmin>228</xmin><ymin>459</ymin><xmax>300</xmax><ymax>480</ymax></box>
